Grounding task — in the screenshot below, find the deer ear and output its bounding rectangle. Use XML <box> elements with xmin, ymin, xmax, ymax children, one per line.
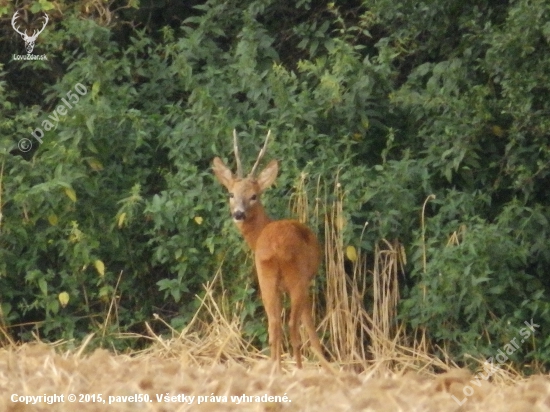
<box><xmin>212</xmin><ymin>157</ymin><xmax>234</xmax><ymax>190</ymax></box>
<box><xmin>257</xmin><ymin>160</ymin><xmax>278</xmax><ymax>191</ymax></box>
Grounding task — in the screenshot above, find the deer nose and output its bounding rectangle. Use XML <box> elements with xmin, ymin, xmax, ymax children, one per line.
<box><xmin>233</xmin><ymin>210</ymin><xmax>246</xmax><ymax>221</ymax></box>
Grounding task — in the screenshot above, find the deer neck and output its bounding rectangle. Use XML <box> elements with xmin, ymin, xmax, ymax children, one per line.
<box><xmin>236</xmin><ymin>203</ymin><xmax>271</xmax><ymax>251</ymax></box>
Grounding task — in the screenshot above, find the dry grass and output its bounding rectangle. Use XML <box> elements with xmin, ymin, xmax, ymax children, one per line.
<box><xmin>2</xmin><ymin>177</ymin><xmax>549</xmax><ymax>410</ymax></box>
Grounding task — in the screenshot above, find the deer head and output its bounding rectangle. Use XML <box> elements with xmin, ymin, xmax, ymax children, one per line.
<box><xmin>213</xmin><ymin>130</ymin><xmax>278</xmax><ymax>223</ymax></box>
<box><xmin>12</xmin><ymin>11</ymin><xmax>49</xmax><ymax>54</ymax></box>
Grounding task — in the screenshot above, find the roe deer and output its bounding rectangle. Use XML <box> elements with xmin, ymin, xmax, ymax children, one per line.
<box><xmin>213</xmin><ymin>130</ymin><xmax>327</xmax><ymax>370</ymax></box>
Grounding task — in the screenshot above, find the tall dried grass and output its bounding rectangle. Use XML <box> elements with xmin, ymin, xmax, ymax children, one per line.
<box><xmin>288</xmin><ymin>172</ymin><xmax>447</xmax><ymax>377</ymax></box>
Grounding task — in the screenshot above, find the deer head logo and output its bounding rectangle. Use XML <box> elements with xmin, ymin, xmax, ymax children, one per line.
<box><xmin>11</xmin><ymin>11</ymin><xmax>49</xmax><ymax>54</ymax></box>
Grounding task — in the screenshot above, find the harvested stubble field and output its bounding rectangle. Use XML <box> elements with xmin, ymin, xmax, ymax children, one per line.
<box><xmin>1</xmin><ymin>340</ymin><xmax>550</xmax><ymax>412</ymax></box>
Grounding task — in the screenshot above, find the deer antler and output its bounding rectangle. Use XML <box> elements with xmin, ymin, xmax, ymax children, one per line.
<box><xmin>249</xmin><ymin>130</ymin><xmax>271</xmax><ymax>177</ymax></box>
<box><xmin>233</xmin><ymin>129</ymin><xmax>244</xmax><ymax>178</ymax></box>
<box><xmin>11</xmin><ymin>11</ymin><xmax>48</xmax><ymax>39</ymax></box>
<box><xmin>32</xmin><ymin>13</ymin><xmax>49</xmax><ymax>38</ymax></box>
<box><xmin>11</xmin><ymin>11</ymin><xmax>26</xmax><ymax>37</ymax></box>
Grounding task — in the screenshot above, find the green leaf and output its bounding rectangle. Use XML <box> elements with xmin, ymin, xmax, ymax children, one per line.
<box><xmin>38</xmin><ymin>278</ymin><xmax>48</xmax><ymax>295</ymax></box>
<box><xmin>86</xmin><ymin>115</ymin><xmax>96</xmax><ymax>135</ymax></box>
<box><xmin>47</xmin><ymin>300</ymin><xmax>59</xmax><ymax>314</ymax></box>
<box><xmin>92</xmin><ymin>81</ymin><xmax>100</xmax><ymax>101</ymax></box>
<box><xmin>0</xmin><ymin>303</ymin><xmax>12</xmax><ymax>317</ymax></box>
<box><xmin>64</xmin><ymin>187</ymin><xmax>77</xmax><ymax>202</ymax></box>
<box><xmin>94</xmin><ymin>260</ymin><xmax>105</xmax><ymax>277</ymax></box>
<box><xmin>40</xmin><ymin>0</ymin><xmax>55</xmax><ymax>11</ymax></box>
<box><xmin>30</xmin><ymin>3</ymin><xmax>41</xmax><ymax>13</ymax></box>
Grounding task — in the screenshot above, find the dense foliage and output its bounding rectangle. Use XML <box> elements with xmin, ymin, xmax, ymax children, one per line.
<box><xmin>1</xmin><ymin>0</ymin><xmax>549</xmax><ymax>368</ymax></box>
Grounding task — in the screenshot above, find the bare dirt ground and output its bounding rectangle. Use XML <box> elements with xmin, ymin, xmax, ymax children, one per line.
<box><xmin>1</xmin><ymin>343</ymin><xmax>549</xmax><ymax>412</ymax></box>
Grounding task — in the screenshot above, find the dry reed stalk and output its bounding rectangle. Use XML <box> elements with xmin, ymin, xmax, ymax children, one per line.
<box><xmin>292</xmin><ymin>173</ymin><xmax>372</xmax><ymax>370</ymax></box>
<box><xmin>100</xmin><ymin>270</ymin><xmax>124</xmax><ymax>338</ymax></box>
<box><xmin>0</xmin><ymin>295</ymin><xmax>16</xmax><ymax>348</ymax></box>
<box><xmin>0</xmin><ymin>321</ymin><xmax>15</xmax><ymax>348</ymax></box>
<box><xmin>289</xmin><ymin>170</ymin><xmax>328</xmax><ymax>364</ymax></box>
<box><xmin>368</xmin><ymin>240</ymin><xmax>401</xmax><ymax>365</ymax></box>
<box><xmin>411</xmin><ymin>194</ymin><xmax>437</xmax><ymax>362</ymax></box>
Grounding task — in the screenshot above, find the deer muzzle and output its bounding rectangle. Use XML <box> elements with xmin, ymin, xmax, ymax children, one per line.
<box><xmin>232</xmin><ymin>210</ymin><xmax>246</xmax><ymax>221</ymax></box>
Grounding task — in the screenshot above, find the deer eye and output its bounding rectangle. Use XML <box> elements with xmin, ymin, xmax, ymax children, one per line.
<box><xmin>229</xmin><ymin>193</ymin><xmax>234</xmax><ymax>199</ymax></box>
<box><xmin>250</xmin><ymin>194</ymin><xmax>257</xmax><ymax>201</ymax></box>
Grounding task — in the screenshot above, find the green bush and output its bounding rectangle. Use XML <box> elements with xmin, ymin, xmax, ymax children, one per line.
<box><xmin>0</xmin><ymin>0</ymin><xmax>549</xmax><ymax>369</ymax></box>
